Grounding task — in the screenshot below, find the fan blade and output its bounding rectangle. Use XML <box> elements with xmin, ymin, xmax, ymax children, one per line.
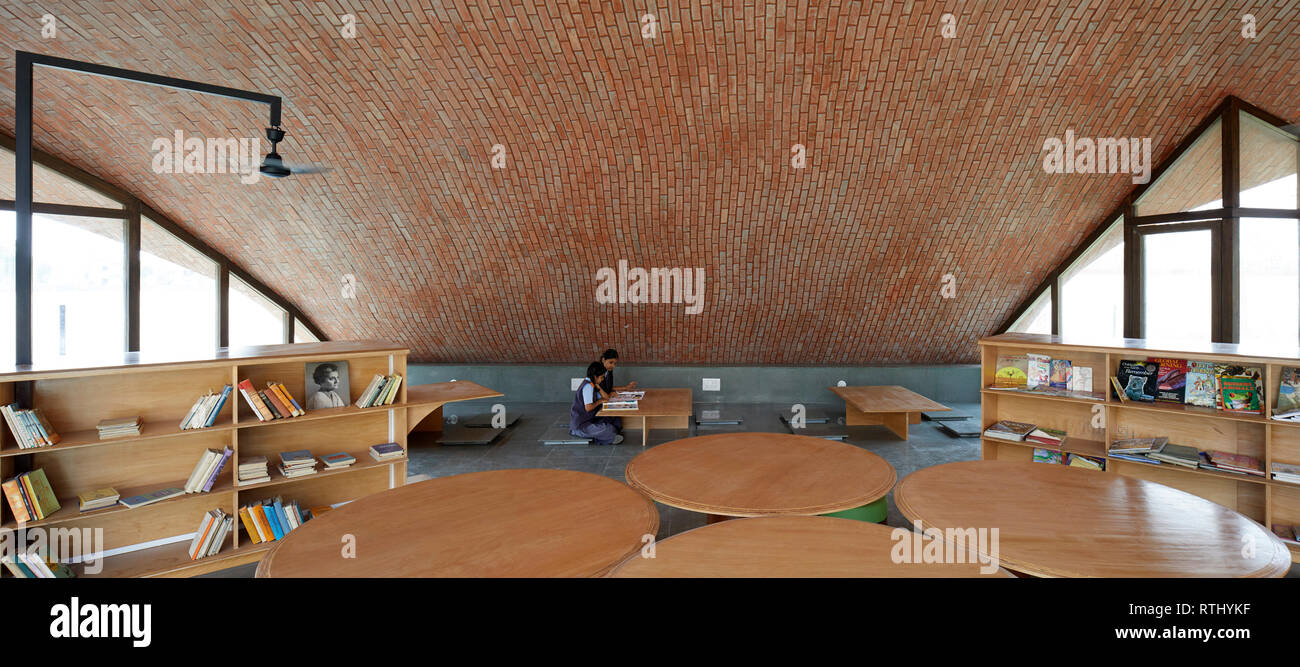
<box><xmin>288</xmin><ymin>164</ymin><xmax>333</xmax><ymax>175</ymax></box>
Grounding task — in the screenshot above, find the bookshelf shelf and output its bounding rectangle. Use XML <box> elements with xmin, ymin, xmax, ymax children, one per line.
<box><xmin>981</xmin><ymin>333</ymin><xmax>1296</xmax><ymax>563</ymax></box>
<box><xmin>981</xmin><ymin>436</ymin><xmax>1106</xmax><ymax>459</ymax></box>
<box><xmin>0</xmin><ymin>340</ymin><xmax>448</xmax><ymax>578</ymax></box>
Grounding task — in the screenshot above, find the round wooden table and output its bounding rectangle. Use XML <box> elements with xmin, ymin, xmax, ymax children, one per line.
<box><xmin>609</xmin><ymin>515</ymin><xmax>1014</xmax><ymax>577</ymax></box>
<box><xmin>894</xmin><ymin>460</ymin><xmax>1291</xmax><ymax>578</ymax></box>
<box><xmin>624</xmin><ymin>432</ymin><xmax>896</xmax><ymax>520</ymax></box>
<box><xmin>256</xmin><ymin>469</ymin><xmax>658</xmax><ymax>577</ymax></box>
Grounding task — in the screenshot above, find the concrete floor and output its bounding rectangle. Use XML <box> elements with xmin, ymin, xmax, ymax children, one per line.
<box><xmin>199</xmin><ymin>400</ymin><xmax>980</xmax><ymax>577</ymax></box>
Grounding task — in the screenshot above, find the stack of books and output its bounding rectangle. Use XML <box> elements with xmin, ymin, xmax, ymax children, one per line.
<box><xmin>238</xmin><ymin>380</ymin><xmax>305</xmax><ymax>422</ymax></box>
<box><xmin>1199</xmin><ymin>450</ymin><xmax>1265</xmax><ymax>477</ymax></box>
<box><xmin>119</xmin><ymin>487</ymin><xmax>184</xmax><ymax>509</ymax></box>
<box><xmin>2</xmin><ymin>548</ymin><xmax>76</xmax><ymax>578</ymax></box>
<box><xmin>77</xmin><ymin>487</ymin><xmax>120</xmax><ymax>512</ymax></box>
<box><xmin>982</xmin><ymin>420</ymin><xmax>1036</xmax><ymax>442</ymax></box>
<box><xmin>97</xmin><ymin>416</ymin><xmax>142</xmax><ymax>439</ymax></box>
<box><xmin>1</xmin><ymin>404</ymin><xmax>61</xmax><ymax>448</ymax></box>
<box><xmin>1148</xmin><ymin>443</ymin><xmax>1201</xmax><ymax>469</ymax></box>
<box><xmin>355</xmin><ymin>373</ymin><xmax>405</xmax><ymax>408</ymax></box>
<box><xmin>2</xmin><ymin>469</ymin><xmax>61</xmax><ymax>522</ymax></box>
<box><xmin>238</xmin><ymin>497</ymin><xmax>314</xmax><ymax>544</ymax></box>
<box><xmin>369</xmin><ymin>442</ymin><xmax>405</xmax><ymax>462</ymax></box>
<box><xmin>188</xmin><ymin>509</ymin><xmax>234</xmax><ymax>560</ymax></box>
<box><xmin>1271</xmin><ymin>409</ymin><xmax>1300</xmax><ymax>423</ymax></box>
<box><xmin>184</xmin><ymin>447</ymin><xmax>232</xmax><ymax>493</ymax></box>
<box><xmin>1271</xmin><ymin>462</ymin><xmax>1300</xmax><ymax>485</ymax></box>
<box><xmin>237</xmin><ymin>455</ymin><xmax>270</xmax><ymax>486</ymax></box>
<box><xmin>320</xmin><ymin>452</ymin><xmax>356</xmax><ymax>470</ymax></box>
<box><xmin>179</xmin><ymin>385</ymin><xmax>232</xmax><ymax>430</ymax></box>
<box><xmin>278</xmin><ymin>449</ymin><xmax>318</xmax><ymax>478</ymax></box>
<box><xmin>1271</xmin><ymin>524</ymin><xmax>1300</xmax><ymax>544</ymax></box>
<box><xmin>1107</xmin><ymin>437</ymin><xmax>1168</xmax><ymax>465</ymax></box>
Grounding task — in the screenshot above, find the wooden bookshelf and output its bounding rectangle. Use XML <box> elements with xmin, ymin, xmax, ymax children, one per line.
<box><xmin>0</xmin><ymin>340</ymin><xmax>463</xmax><ymax>578</ymax></box>
<box><xmin>980</xmin><ymin>333</ymin><xmax>1300</xmax><ymax>563</ymax></box>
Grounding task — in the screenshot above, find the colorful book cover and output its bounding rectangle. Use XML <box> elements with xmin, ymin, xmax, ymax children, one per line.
<box><xmin>1032</xmin><ymin>448</ymin><xmax>1064</xmax><ymax>464</ymax></box>
<box><xmin>279</xmin><ymin>449</ymin><xmax>314</xmax><ymax>466</ymax></box>
<box><xmin>320</xmin><ymin>452</ymin><xmax>356</xmax><ymax>466</ymax></box>
<box><xmin>204</xmin><ymin>385</ymin><xmax>232</xmax><ymax>427</ymax></box>
<box><xmin>23</xmin><ymin>469</ymin><xmax>61</xmax><ymax>518</ymax></box>
<box><xmin>1220</xmin><ymin>373</ymin><xmax>1262</xmax><ymax>413</ymax></box>
<box><xmin>119</xmin><ymin>487</ymin><xmax>184</xmax><ymax>509</ymax></box>
<box><xmin>202</xmin><ymin>447</ymin><xmax>233</xmax><ymax>492</ymax></box>
<box><xmin>1067</xmin><ymin>454</ymin><xmax>1106</xmax><ymax>470</ymax></box>
<box><xmin>1116</xmin><ymin>360</ymin><xmax>1158</xmax><ymax>402</ymax></box>
<box><xmin>993</xmin><ymin>354</ymin><xmax>1029</xmax><ymax>389</ymax></box>
<box><xmin>1149</xmin><ymin>357</ymin><xmax>1187</xmax><ymax>404</ymax></box>
<box><xmin>1184</xmin><ymin>361</ymin><xmax>1218</xmax><ymax>408</ymax></box>
<box><xmin>1049</xmin><ymin>359</ymin><xmax>1072</xmax><ymax>389</ymax></box>
<box><xmin>1278</xmin><ymin>368</ymin><xmax>1300</xmax><ymax>412</ymax></box>
<box><xmin>1026</xmin><ymin>354</ymin><xmax>1051</xmax><ymax>389</ymax></box>
<box><xmin>263</xmin><ymin>501</ymin><xmax>284</xmax><ymax>540</ymax></box>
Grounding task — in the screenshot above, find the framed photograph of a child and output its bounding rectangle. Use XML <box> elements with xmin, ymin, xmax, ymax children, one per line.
<box><xmin>305</xmin><ymin>361</ymin><xmax>351</xmax><ymax>410</ymax></box>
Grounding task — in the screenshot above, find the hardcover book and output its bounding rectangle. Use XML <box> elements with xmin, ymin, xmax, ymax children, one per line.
<box><xmin>1219</xmin><ymin>371</ymin><xmax>1262</xmax><ymax>413</ymax></box>
<box><xmin>1184</xmin><ymin>361</ymin><xmax>1218</xmax><ymax>408</ymax></box>
<box><xmin>982</xmin><ymin>420</ymin><xmax>1036</xmax><ymax>441</ymax></box>
<box><xmin>1116</xmin><ymin>360</ymin><xmax>1158</xmax><ymax>402</ymax></box>
<box><xmin>1150</xmin><ymin>357</ymin><xmax>1187</xmax><ymax>404</ymax></box>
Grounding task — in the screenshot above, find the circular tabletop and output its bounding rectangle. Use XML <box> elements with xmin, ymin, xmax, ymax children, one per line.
<box><xmin>894</xmin><ymin>460</ymin><xmax>1291</xmax><ymax>578</ymax></box>
<box><xmin>609</xmin><ymin>515</ymin><xmax>1014</xmax><ymax>577</ymax></box>
<box><xmin>256</xmin><ymin>469</ymin><xmax>658</xmax><ymax>577</ymax></box>
<box><xmin>624</xmin><ymin>432</ymin><xmax>897</xmax><ymax>516</ymax></box>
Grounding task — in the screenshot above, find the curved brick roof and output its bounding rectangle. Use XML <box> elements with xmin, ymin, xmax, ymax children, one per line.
<box><xmin>1</xmin><ymin>2</ymin><xmax>1297</xmax><ymax>363</ymax></box>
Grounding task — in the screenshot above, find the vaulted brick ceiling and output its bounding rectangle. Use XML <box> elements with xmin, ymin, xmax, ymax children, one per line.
<box><xmin>1</xmin><ymin>1</ymin><xmax>1298</xmax><ymax>364</ymax></box>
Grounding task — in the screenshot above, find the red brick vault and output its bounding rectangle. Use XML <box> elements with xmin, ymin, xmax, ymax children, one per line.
<box><xmin>1</xmin><ymin>2</ymin><xmax>1296</xmax><ymax>363</ymax></box>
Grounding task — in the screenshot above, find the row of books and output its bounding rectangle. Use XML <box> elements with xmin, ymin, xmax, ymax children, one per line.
<box><xmin>1270</xmin><ymin>462</ymin><xmax>1300</xmax><ymax>485</ymax></box>
<box><xmin>97</xmin><ymin>416</ymin><xmax>141</xmax><ymax>439</ymax></box>
<box><xmin>982</xmin><ymin>420</ymin><xmax>1065</xmax><ymax>446</ymax></box>
<box><xmin>184</xmin><ymin>447</ymin><xmax>232</xmax><ymax>493</ymax></box>
<box><xmin>2</xmin><ymin>550</ymin><xmax>75</xmax><ymax>578</ymax></box>
<box><xmin>239</xmin><ymin>496</ymin><xmax>330</xmax><ymax>544</ymax></box>
<box><xmin>237</xmin><ymin>449</ymin><xmax>366</xmax><ymax>486</ymax></box>
<box><xmin>189</xmin><ymin>509</ymin><xmax>234</xmax><ymax>560</ymax></box>
<box><xmin>2</xmin><ymin>404</ymin><xmax>61</xmax><ymax>449</ymax></box>
<box><xmin>239</xmin><ymin>379</ymin><xmax>305</xmax><ymax>422</ymax></box>
<box><xmin>1031</xmin><ymin>448</ymin><xmax>1106</xmax><ymax>470</ymax></box>
<box><xmin>992</xmin><ymin>355</ymin><xmax>1094</xmax><ymax>394</ymax></box>
<box><xmin>2</xmin><ymin>469</ymin><xmax>61</xmax><ymax>522</ymax></box>
<box><xmin>355</xmin><ymin>373</ymin><xmax>404</xmax><ymax>408</ymax></box>
<box><xmin>1107</xmin><ymin>437</ymin><xmax>1264</xmax><ymax>476</ymax></box>
<box><xmin>180</xmin><ymin>385</ymin><xmax>232</xmax><ymax>430</ymax></box>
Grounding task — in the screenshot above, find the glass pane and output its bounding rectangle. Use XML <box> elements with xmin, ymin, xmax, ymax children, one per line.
<box><xmin>1240</xmin><ymin>112</ymin><xmax>1299</xmax><ymax>210</ymax></box>
<box><xmin>1008</xmin><ymin>290</ymin><xmax>1052</xmax><ymax>335</ymax></box>
<box><xmin>1060</xmin><ymin>218</ymin><xmax>1124</xmax><ymax>341</ymax></box>
<box><xmin>0</xmin><ymin>145</ymin><xmax>123</xmax><ymax>208</ymax></box>
<box><xmin>0</xmin><ymin>211</ymin><xmax>14</xmax><ymax>368</ymax></box>
<box><xmin>1134</xmin><ymin>119</ymin><xmax>1222</xmax><ymax>216</ymax></box>
<box><xmin>141</xmin><ymin>216</ymin><xmax>218</xmax><ymax>358</ymax></box>
<box><xmin>1240</xmin><ymin>218</ymin><xmax>1299</xmax><ymax>349</ymax></box>
<box><xmin>32</xmin><ymin>213</ymin><xmax>126</xmax><ymax>360</ymax></box>
<box><xmin>1142</xmin><ymin>229</ymin><xmax>1212</xmax><ymax>343</ymax></box>
<box><xmin>294</xmin><ymin>319</ymin><xmax>319</xmax><ymax>343</ymax></box>
<box><xmin>229</xmin><ymin>275</ymin><xmax>285</xmax><ymax>347</ymax></box>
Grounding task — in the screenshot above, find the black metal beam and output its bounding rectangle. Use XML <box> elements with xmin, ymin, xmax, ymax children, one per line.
<box><xmin>15</xmin><ymin>52</ymin><xmax>33</xmax><ymax>366</ymax></box>
<box><xmin>125</xmin><ymin>202</ymin><xmax>141</xmax><ymax>352</ymax></box>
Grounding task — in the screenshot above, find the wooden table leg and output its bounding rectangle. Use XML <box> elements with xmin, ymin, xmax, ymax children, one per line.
<box><xmin>642</xmin><ymin>416</ymin><xmax>648</xmax><ymax>447</ymax></box>
<box><xmin>882</xmin><ymin>412</ymin><xmax>910</xmax><ymax>440</ymax></box>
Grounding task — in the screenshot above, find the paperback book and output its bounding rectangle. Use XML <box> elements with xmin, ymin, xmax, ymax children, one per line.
<box><xmin>992</xmin><ymin>354</ymin><xmax>1029</xmax><ymax>389</ymax></box>
<box><xmin>1116</xmin><ymin>360</ymin><xmax>1158</xmax><ymax>402</ymax></box>
<box><xmin>1026</xmin><ymin>354</ymin><xmax>1051</xmax><ymax>389</ymax></box>
<box><xmin>1150</xmin><ymin>358</ymin><xmax>1187</xmax><ymax>404</ymax></box>
<box><xmin>1184</xmin><ymin>361</ymin><xmax>1218</xmax><ymax>408</ymax></box>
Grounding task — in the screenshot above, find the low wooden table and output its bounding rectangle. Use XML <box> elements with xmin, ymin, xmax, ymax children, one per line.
<box><xmin>256</xmin><ymin>469</ymin><xmax>657</xmax><ymax>577</ymax></box>
<box><xmin>600</xmin><ymin>388</ymin><xmax>692</xmax><ymax>446</ymax></box>
<box><xmin>407</xmin><ymin>380</ymin><xmax>504</xmax><ymax>434</ymax></box>
<box><xmin>625</xmin><ymin>432</ymin><xmax>896</xmax><ymax>522</ymax></box>
<box><xmin>894</xmin><ymin>460</ymin><xmax>1291</xmax><ymax>578</ymax></box>
<box><xmin>609</xmin><ymin>515</ymin><xmax>1013</xmax><ymax>577</ymax></box>
<box><xmin>829</xmin><ymin>385</ymin><xmax>949</xmax><ymax>440</ymax></box>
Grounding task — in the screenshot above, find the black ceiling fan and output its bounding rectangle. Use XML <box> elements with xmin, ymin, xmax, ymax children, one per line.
<box><xmin>259</xmin><ymin>126</ymin><xmax>332</xmax><ymax>177</ymax></box>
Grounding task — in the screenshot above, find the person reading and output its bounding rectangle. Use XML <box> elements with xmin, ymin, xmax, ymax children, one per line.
<box><xmin>598</xmin><ymin>349</ymin><xmax>637</xmax><ymax>394</ymax></box>
<box><xmin>570</xmin><ymin>362</ymin><xmax>623</xmax><ymax>446</ymax></box>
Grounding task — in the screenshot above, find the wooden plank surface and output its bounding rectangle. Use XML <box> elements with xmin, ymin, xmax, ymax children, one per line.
<box><xmin>624</xmin><ymin>432</ymin><xmax>896</xmax><ymax>516</ymax></box>
<box><xmin>829</xmin><ymin>385</ymin><xmax>950</xmax><ymax>414</ymax></box>
<box><xmin>256</xmin><ymin>469</ymin><xmax>656</xmax><ymax>577</ymax></box>
<box><xmin>404</xmin><ymin>380</ymin><xmax>503</xmax><ymax>407</ymax></box>
<box><xmin>895</xmin><ymin>460</ymin><xmax>1291</xmax><ymax>578</ymax></box>
<box><xmin>597</xmin><ymin>388</ymin><xmax>692</xmax><ymax>417</ymax></box>
<box><xmin>610</xmin><ymin>516</ymin><xmax>1013</xmax><ymax>578</ymax></box>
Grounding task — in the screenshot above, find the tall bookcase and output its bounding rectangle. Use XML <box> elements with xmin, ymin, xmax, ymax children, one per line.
<box><xmin>980</xmin><ymin>332</ymin><xmax>1300</xmax><ymax>563</ymax></box>
<box><xmin>0</xmin><ymin>340</ymin><xmax>459</xmax><ymax>577</ymax></box>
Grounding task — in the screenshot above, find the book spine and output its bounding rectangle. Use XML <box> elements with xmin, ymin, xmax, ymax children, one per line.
<box><xmin>1</xmin><ymin>404</ymin><xmax>23</xmax><ymax>449</ymax></box>
<box><xmin>188</xmin><ymin>512</ymin><xmax>216</xmax><ymax>560</ymax></box>
<box><xmin>179</xmin><ymin>396</ymin><xmax>203</xmax><ymax>430</ymax></box>
<box><xmin>250</xmin><ymin>504</ymin><xmax>272</xmax><ymax>542</ymax></box>
<box><xmin>20</xmin><ymin>475</ymin><xmax>44</xmax><ymax>520</ymax></box>
<box><xmin>259</xmin><ymin>391</ymin><xmax>283</xmax><ymax>419</ymax></box>
<box><xmin>269</xmin><ymin>384</ymin><xmax>299</xmax><ymax>416</ymax></box>
<box><xmin>264</xmin><ymin>503</ymin><xmax>284</xmax><ymax>540</ymax></box>
<box><xmin>264</xmin><ymin>386</ymin><xmax>292</xmax><ymax>419</ymax></box>
<box><xmin>202</xmin><ymin>448</ymin><xmax>233</xmax><ymax>492</ymax></box>
<box><xmin>383</xmin><ymin>374</ymin><xmax>403</xmax><ymax>405</ymax></box>
<box><xmin>205</xmin><ymin>385</ymin><xmax>232</xmax><ymax>428</ymax></box>
<box><xmin>238</xmin><ymin>506</ymin><xmax>261</xmax><ymax>544</ymax></box>
<box><xmin>2</xmin><ymin>479</ymin><xmax>32</xmax><ymax>523</ymax></box>
<box><xmin>22</xmin><ymin>410</ymin><xmax>47</xmax><ymax>446</ymax></box>
<box><xmin>278</xmin><ymin>384</ymin><xmax>304</xmax><ymax>415</ymax></box>
<box><xmin>238</xmin><ymin>384</ymin><xmax>266</xmax><ymax>422</ymax></box>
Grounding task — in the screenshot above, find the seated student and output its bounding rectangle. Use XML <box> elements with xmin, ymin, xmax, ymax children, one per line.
<box><xmin>598</xmin><ymin>349</ymin><xmax>637</xmax><ymax>394</ymax></box>
<box><xmin>598</xmin><ymin>349</ymin><xmax>637</xmax><ymax>434</ymax></box>
<box><xmin>570</xmin><ymin>362</ymin><xmax>624</xmax><ymax>446</ymax></box>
